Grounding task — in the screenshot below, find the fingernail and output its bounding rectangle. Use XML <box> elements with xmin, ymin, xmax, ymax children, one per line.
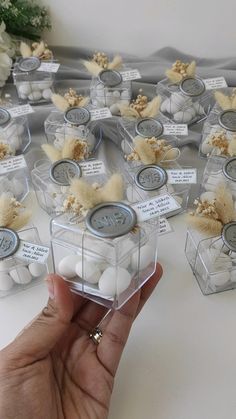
<box><xmin>46</xmin><ymin>275</ymin><xmax>55</xmax><ymax>299</ymax></box>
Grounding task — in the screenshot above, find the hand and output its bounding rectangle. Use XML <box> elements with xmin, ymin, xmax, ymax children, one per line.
<box><xmin>0</xmin><ymin>264</ymin><xmax>162</xmax><ymax>419</ymax></box>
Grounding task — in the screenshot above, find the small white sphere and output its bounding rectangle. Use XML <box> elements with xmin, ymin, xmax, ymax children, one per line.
<box><xmin>98</xmin><ymin>266</ymin><xmax>132</xmax><ymax>296</ymax></box>
<box><xmin>188</xmin><ymin>107</ymin><xmax>197</xmax><ymax>119</ymax></box>
<box><xmin>10</xmin><ymin>136</ymin><xmax>22</xmax><ymax>152</ymax></box>
<box><xmin>37</xmin><ymin>81</ymin><xmax>53</xmax><ymax>90</ymax></box>
<box><xmin>0</xmin><ymin>273</ymin><xmax>14</xmax><ymax>291</ymax></box>
<box><xmin>165</xmin><ymin>101</ymin><xmax>180</xmax><ymax>115</ymax></box>
<box><xmin>18</xmin><ymin>83</ymin><xmax>31</xmax><ymax>96</ymax></box>
<box><xmin>19</xmin><ymin>93</ymin><xmax>28</xmax><ymax>100</ymax></box>
<box><xmin>113</xmin><ymin>90</ymin><xmax>120</xmax><ymax>99</ymax></box>
<box><xmin>58</xmin><ymin>255</ymin><xmax>81</xmax><ymax>278</ymax></box>
<box><xmin>75</xmin><ymin>260</ymin><xmax>101</xmax><ymax>284</ymax></box>
<box><xmin>28</xmin><ymin>91</ymin><xmax>42</xmax><ymax>101</ymax></box>
<box><xmin>10</xmin><ymin>266</ymin><xmax>32</xmax><ymax>284</ymax></box>
<box><xmin>110</xmin><ymin>103</ymin><xmax>120</xmax><ymax>115</ymax></box>
<box><xmin>42</xmin><ymin>88</ymin><xmax>52</xmax><ymax>100</ymax></box>
<box><xmin>171</xmin><ymin>92</ymin><xmax>187</xmax><ymax>106</ymax></box>
<box><xmin>210</xmin><ymin>271</ymin><xmax>230</xmax><ymax>287</ymax></box>
<box><xmin>28</xmin><ymin>262</ymin><xmax>46</xmax><ymax>278</ymax></box>
<box><xmin>121</xmin><ymin>89</ymin><xmax>130</xmax><ymax>100</ymax></box>
<box><xmin>200</xmin><ymin>191</ymin><xmax>216</xmax><ymax>202</ymax></box>
<box><xmin>131</xmin><ymin>244</ymin><xmax>153</xmax><ymax>271</ymax></box>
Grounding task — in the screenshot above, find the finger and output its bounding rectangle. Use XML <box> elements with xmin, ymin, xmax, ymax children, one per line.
<box><xmin>1</xmin><ymin>274</ymin><xmax>84</xmax><ymax>368</ymax></box>
<box><xmin>96</xmin><ymin>264</ymin><xmax>162</xmax><ymax>376</ymax></box>
<box><xmin>73</xmin><ymin>300</ymin><xmax>108</xmax><ymax>333</ymax></box>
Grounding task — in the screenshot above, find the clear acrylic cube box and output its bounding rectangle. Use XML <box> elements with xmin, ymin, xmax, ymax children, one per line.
<box><xmin>185</xmin><ymin>154</ymin><xmax>236</xmax><ymax>295</ymax></box>
<box><xmin>0</xmin><ymin>167</ymin><xmax>29</xmax><ymax>202</ymax></box>
<box><xmin>90</xmin><ymin>69</ymin><xmax>132</xmax><ymax>115</ymax></box>
<box><xmin>157</xmin><ymin>76</ymin><xmax>213</xmax><ymax>125</ymax></box>
<box><xmin>50</xmin><ymin>202</ymin><xmax>158</xmax><ymax>309</ymax></box>
<box><xmin>0</xmin><ymin>226</ymin><xmax>48</xmax><ymax>298</ymax></box>
<box><xmin>200</xmin><ymin>88</ymin><xmax>236</xmax><ymax>157</ymax></box>
<box><xmin>13</xmin><ymin>57</ymin><xmax>54</xmax><ymax>104</ymax></box>
<box><xmin>44</xmin><ymin>107</ymin><xmax>102</xmax><ymax>159</ymax></box>
<box><xmin>0</xmin><ymin>107</ymin><xmax>31</xmax><ymax>156</ymax></box>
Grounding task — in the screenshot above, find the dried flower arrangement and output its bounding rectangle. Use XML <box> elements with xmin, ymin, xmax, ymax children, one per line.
<box><xmin>0</xmin><ymin>142</ymin><xmax>13</xmax><ymax>160</ymax></box>
<box><xmin>119</xmin><ymin>91</ymin><xmax>161</xmax><ymax>119</ymax></box>
<box><xmin>0</xmin><ymin>193</ymin><xmax>31</xmax><ymax>231</ymax></box>
<box><xmin>187</xmin><ymin>184</ymin><xmax>236</xmax><ymax>236</ymax></box>
<box><xmin>62</xmin><ymin>174</ymin><xmax>124</xmax><ymax>216</ymax></box>
<box><xmin>82</xmin><ymin>51</ymin><xmax>123</xmax><ymax>76</ymax></box>
<box><xmin>42</xmin><ymin>138</ymin><xmax>90</xmax><ymax>163</ymax></box>
<box><xmin>51</xmin><ymin>89</ymin><xmax>89</xmax><ymax>113</ymax></box>
<box><xmin>20</xmin><ymin>40</ymin><xmax>52</xmax><ymax>60</ymax></box>
<box><xmin>205</xmin><ymin>131</ymin><xmax>236</xmax><ymax>157</ymax></box>
<box><xmin>125</xmin><ymin>137</ymin><xmax>180</xmax><ymax>165</ymax></box>
<box><xmin>165</xmin><ymin>60</ymin><xmax>196</xmax><ymax>83</ymax></box>
<box><xmin>214</xmin><ymin>90</ymin><xmax>236</xmax><ymax>111</ymax></box>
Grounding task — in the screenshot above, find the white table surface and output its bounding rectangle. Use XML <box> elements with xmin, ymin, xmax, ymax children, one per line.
<box><xmin>1</xmin><ymin>190</ymin><xmax>236</xmax><ymax>419</ymax></box>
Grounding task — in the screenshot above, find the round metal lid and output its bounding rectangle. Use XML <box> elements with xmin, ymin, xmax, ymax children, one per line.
<box><xmin>98</xmin><ymin>69</ymin><xmax>122</xmax><ymax>87</ymax></box>
<box><xmin>180</xmin><ymin>77</ymin><xmax>206</xmax><ymax>97</ymax></box>
<box><xmin>222</xmin><ymin>157</ymin><xmax>236</xmax><ymax>181</ymax></box>
<box><xmin>222</xmin><ymin>222</ymin><xmax>236</xmax><ymax>252</ymax></box>
<box><xmin>0</xmin><ymin>108</ymin><xmax>11</xmax><ymax>126</ymax></box>
<box><xmin>0</xmin><ymin>228</ymin><xmax>20</xmax><ymax>259</ymax></box>
<box><xmin>64</xmin><ymin>107</ymin><xmax>90</xmax><ymax>126</ymax></box>
<box><xmin>135</xmin><ymin>117</ymin><xmax>164</xmax><ymax>138</ymax></box>
<box><xmin>218</xmin><ymin>109</ymin><xmax>236</xmax><ymax>132</ymax></box>
<box><xmin>50</xmin><ymin>159</ymin><xmax>82</xmax><ymax>186</ymax></box>
<box><xmin>18</xmin><ymin>57</ymin><xmax>41</xmax><ymax>72</ymax></box>
<box><xmin>134</xmin><ymin>164</ymin><xmax>168</xmax><ymax>191</ymax></box>
<box><xmin>86</xmin><ymin>202</ymin><xmax>137</xmax><ymax>238</ymax></box>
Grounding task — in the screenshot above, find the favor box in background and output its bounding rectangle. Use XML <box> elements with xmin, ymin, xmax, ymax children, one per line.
<box><xmin>0</xmin><ymin>107</ymin><xmax>31</xmax><ymax>158</ymax></box>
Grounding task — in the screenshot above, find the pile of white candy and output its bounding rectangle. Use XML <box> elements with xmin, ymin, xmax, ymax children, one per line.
<box><xmin>52</xmin><ymin>123</ymin><xmax>96</xmax><ymax>152</ymax></box>
<box><xmin>0</xmin><ymin>260</ymin><xmax>46</xmax><ymax>292</ymax></box>
<box><xmin>91</xmin><ymin>85</ymin><xmax>131</xmax><ymax>115</ymax></box>
<box><xmin>1</xmin><ymin>121</ymin><xmax>25</xmax><ymax>154</ymax></box>
<box><xmin>17</xmin><ymin>80</ymin><xmax>53</xmax><ymax>102</ymax></box>
<box><xmin>160</xmin><ymin>92</ymin><xmax>205</xmax><ymax>123</ymax></box>
<box><xmin>0</xmin><ymin>177</ymin><xmax>27</xmax><ymax>201</ymax></box>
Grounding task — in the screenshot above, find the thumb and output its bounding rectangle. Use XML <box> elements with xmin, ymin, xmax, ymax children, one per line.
<box><xmin>2</xmin><ymin>274</ymin><xmax>74</xmax><ymax>368</ymax></box>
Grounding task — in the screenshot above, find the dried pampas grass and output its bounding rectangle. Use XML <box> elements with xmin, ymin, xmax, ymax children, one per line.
<box><xmin>187</xmin><ymin>214</ymin><xmax>222</xmax><ymax>236</ymax></box>
<box><xmin>20</xmin><ymin>42</ymin><xmax>32</xmax><ymax>58</ymax></box>
<box><xmin>108</xmin><ymin>55</ymin><xmax>123</xmax><ymax>70</ymax></box>
<box><xmin>0</xmin><ymin>194</ymin><xmax>31</xmax><ymax>231</ymax></box>
<box><xmin>32</xmin><ymin>41</ymin><xmax>45</xmax><ymax>58</ymax></box>
<box><xmin>165</xmin><ymin>69</ymin><xmax>182</xmax><ymax>84</ymax></box>
<box><xmin>51</xmin><ymin>94</ymin><xmax>68</xmax><ymax>113</ymax></box>
<box><xmin>82</xmin><ymin>60</ymin><xmax>103</xmax><ymax>77</ymax></box>
<box><xmin>9</xmin><ymin>211</ymin><xmax>32</xmax><ymax>231</ymax></box>
<box><xmin>100</xmin><ymin>173</ymin><xmax>124</xmax><ymax>201</ymax></box>
<box><xmin>133</xmin><ymin>137</ymin><xmax>156</xmax><ymax>164</ymax></box>
<box><xmin>186</xmin><ymin>61</ymin><xmax>196</xmax><ymax>77</ymax></box>
<box><xmin>166</xmin><ymin>60</ymin><xmax>196</xmax><ymax>83</ymax></box>
<box><xmin>228</xmin><ymin>138</ymin><xmax>236</xmax><ymax>156</ymax></box>
<box><xmin>214</xmin><ymin>91</ymin><xmax>232</xmax><ymax>110</ymax></box>
<box><xmin>41</xmin><ymin>144</ymin><xmax>61</xmax><ymax>163</ymax></box>
<box><xmin>42</xmin><ymin>138</ymin><xmax>89</xmax><ymax>162</ymax></box>
<box><xmin>119</xmin><ymin>95</ymin><xmax>161</xmax><ymax>119</ymax></box>
<box><xmin>215</xmin><ymin>184</ymin><xmax>235</xmax><ymax>224</ymax></box>
<box><xmin>140</xmin><ymin>96</ymin><xmax>161</xmax><ymax>118</ymax></box>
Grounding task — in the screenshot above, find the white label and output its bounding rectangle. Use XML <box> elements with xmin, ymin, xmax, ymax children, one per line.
<box><xmin>0</xmin><ymin>155</ymin><xmax>27</xmax><ymax>174</ymax></box>
<box><xmin>167</xmin><ymin>168</ymin><xmax>197</xmax><ymax>184</ymax></box>
<box><xmin>120</xmin><ymin>69</ymin><xmax>141</xmax><ymax>81</ymax></box>
<box><xmin>203</xmin><ymin>77</ymin><xmax>227</xmax><ymax>90</ymax></box>
<box><xmin>80</xmin><ymin>160</ymin><xmax>106</xmax><ymax>176</ymax></box>
<box><xmin>163</xmin><ymin>124</ymin><xmax>188</xmax><ymax>136</ymax></box>
<box><xmin>158</xmin><ymin>217</ymin><xmax>172</xmax><ymax>236</ymax></box>
<box><xmin>132</xmin><ymin>194</ymin><xmax>181</xmax><ymax>222</ymax></box>
<box><xmin>90</xmin><ymin>108</ymin><xmax>112</xmax><ymax>121</ymax></box>
<box><xmin>9</xmin><ymin>104</ymin><xmax>34</xmax><ymax>118</ymax></box>
<box><xmin>16</xmin><ymin>241</ymin><xmax>50</xmax><ymax>264</ymax></box>
<box><xmin>37</xmin><ymin>62</ymin><xmax>60</xmax><ymax>73</ymax></box>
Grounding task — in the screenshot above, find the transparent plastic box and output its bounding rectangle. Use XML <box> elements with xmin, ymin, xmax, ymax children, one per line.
<box><xmin>13</xmin><ymin>57</ymin><xmax>54</xmax><ymax>104</ymax></box>
<box><xmin>44</xmin><ymin>108</ymin><xmax>102</xmax><ymax>160</ymax></box>
<box><xmin>50</xmin><ymin>202</ymin><xmax>158</xmax><ymax>309</ymax></box>
<box><xmin>0</xmin><ymin>226</ymin><xmax>48</xmax><ymax>298</ymax></box>
<box><xmin>90</xmin><ymin>69</ymin><xmax>132</xmax><ymax>115</ymax></box>
<box><xmin>200</xmin><ymin>88</ymin><xmax>236</xmax><ymax>156</ymax></box>
<box><xmin>0</xmin><ymin>167</ymin><xmax>29</xmax><ymax>202</ymax></box>
<box><xmin>157</xmin><ymin>77</ymin><xmax>213</xmax><ymax>125</ymax></box>
<box><xmin>0</xmin><ymin>107</ymin><xmax>31</xmax><ymax>157</ymax></box>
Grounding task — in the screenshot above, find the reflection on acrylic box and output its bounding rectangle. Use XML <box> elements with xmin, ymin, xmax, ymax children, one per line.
<box><xmin>200</xmin><ymin>88</ymin><xmax>236</xmax><ymax>157</ymax></box>
<box><xmin>50</xmin><ymin>201</ymin><xmax>158</xmax><ymax>309</ymax></box>
<box><xmin>185</xmin><ymin>154</ymin><xmax>236</xmax><ymax>294</ymax></box>
<box><xmin>0</xmin><ymin>158</ymin><xmax>29</xmax><ymax>202</ymax></box>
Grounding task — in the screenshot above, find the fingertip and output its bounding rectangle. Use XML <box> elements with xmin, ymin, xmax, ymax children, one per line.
<box><xmin>46</xmin><ymin>273</ymin><xmax>74</xmax><ymax>321</ymax></box>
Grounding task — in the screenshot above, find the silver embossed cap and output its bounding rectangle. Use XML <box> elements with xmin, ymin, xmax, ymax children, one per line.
<box><xmin>86</xmin><ymin>202</ymin><xmax>137</xmax><ymax>238</ymax></box>
<box><xmin>222</xmin><ymin>157</ymin><xmax>236</xmax><ymax>181</ymax></box>
<box><xmin>135</xmin><ymin>165</ymin><xmax>168</xmax><ymax>191</ymax></box>
<box><xmin>222</xmin><ymin>222</ymin><xmax>236</xmax><ymax>252</ymax></box>
<box><xmin>0</xmin><ymin>108</ymin><xmax>11</xmax><ymax>126</ymax></box>
<box><xmin>219</xmin><ymin>110</ymin><xmax>236</xmax><ymax>132</ymax></box>
<box><xmin>50</xmin><ymin>159</ymin><xmax>82</xmax><ymax>186</ymax></box>
<box><xmin>18</xmin><ymin>57</ymin><xmax>41</xmax><ymax>72</ymax></box>
<box><xmin>135</xmin><ymin>118</ymin><xmax>163</xmax><ymax>138</ymax></box>
<box><xmin>64</xmin><ymin>107</ymin><xmax>90</xmax><ymax>126</ymax></box>
<box><xmin>180</xmin><ymin>77</ymin><xmax>205</xmax><ymax>97</ymax></box>
<box><xmin>98</xmin><ymin>69</ymin><xmax>122</xmax><ymax>87</ymax></box>
<box><xmin>0</xmin><ymin>228</ymin><xmax>20</xmax><ymax>259</ymax></box>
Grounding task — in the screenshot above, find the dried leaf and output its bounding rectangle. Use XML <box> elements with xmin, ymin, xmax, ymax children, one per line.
<box><xmin>20</xmin><ymin>42</ymin><xmax>32</xmax><ymax>58</ymax></box>
<box><xmin>70</xmin><ymin>178</ymin><xmax>100</xmax><ymax>209</ymax></box>
<box><xmin>82</xmin><ymin>59</ymin><xmax>102</xmax><ymax>76</ymax></box>
<box><xmin>51</xmin><ymin>93</ymin><xmax>68</xmax><ymax>112</ymax></box>
<box><xmin>214</xmin><ymin>91</ymin><xmax>232</xmax><ymax>110</ymax></box>
<box><xmin>134</xmin><ymin>137</ymin><xmax>156</xmax><ymax>164</ymax></box>
<box><xmin>186</xmin><ymin>61</ymin><xmax>196</xmax><ymax>77</ymax></box>
<box><xmin>187</xmin><ymin>214</ymin><xmax>222</xmax><ymax>236</ymax></box>
<box><xmin>165</xmin><ymin>69</ymin><xmax>182</xmax><ymax>83</ymax></box>
<box><xmin>141</xmin><ymin>96</ymin><xmax>161</xmax><ymax>118</ymax></box>
<box><xmin>108</xmin><ymin>55</ymin><xmax>123</xmax><ymax>70</ymax></box>
<box><xmin>41</xmin><ymin>144</ymin><xmax>61</xmax><ymax>162</ymax></box>
<box><xmin>100</xmin><ymin>174</ymin><xmax>124</xmax><ymax>202</ymax></box>
<box><xmin>9</xmin><ymin>211</ymin><xmax>31</xmax><ymax>231</ymax></box>
<box><xmin>215</xmin><ymin>184</ymin><xmax>235</xmax><ymax>224</ymax></box>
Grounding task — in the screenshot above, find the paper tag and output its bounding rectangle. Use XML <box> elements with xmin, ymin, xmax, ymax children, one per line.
<box><xmin>163</xmin><ymin>124</ymin><xmax>188</xmax><ymax>136</ymax></box>
<box><xmin>80</xmin><ymin>160</ymin><xmax>106</xmax><ymax>176</ymax></box>
<box><xmin>158</xmin><ymin>217</ymin><xmax>172</xmax><ymax>236</ymax></box>
<box><xmin>90</xmin><ymin>108</ymin><xmax>112</xmax><ymax>121</ymax></box>
<box><xmin>15</xmin><ymin>241</ymin><xmax>50</xmax><ymax>264</ymax></box>
<box><xmin>203</xmin><ymin>77</ymin><xmax>227</xmax><ymax>90</ymax></box>
<box><xmin>167</xmin><ymin>168</ymin><xmax>197</xmax><ymax>184</ymax></box>
<box><xmin>120</xmin><ymin>69</ymin><xmax>141</xmax><ymax>81</ymax></box>
<box><xmin>9</xmin><ymin>104</ymin><xmax>34</xmax><ymax>118</ymax></box>
<box><xmin>132</xmin><ymin>194</ymin><xmax>181</xmax><ymax>221</ymax></box>
<box><xmin>0</xmin><ymin>155</ymin><xmax>27</xmax><ymax>174</ymax></box>
<box><xmin>37</xmin><ymin>62</ymin><xmax>60</xmax><ymax>73</ymax></box>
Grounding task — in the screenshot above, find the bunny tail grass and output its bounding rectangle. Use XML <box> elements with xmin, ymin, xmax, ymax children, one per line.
<box><xmin>8</xmin><ymin>211</ymin><xmax>32</xmax><ymax>231</ymax></box>
<box><xmin>41</xmin><ymin>144</ymin><xmax>61</xmax><ymax>162</ymax></box>
<box><xmin>82</xmin><ymin>60</ymin><xmax>103</xmax><ymax>76</ymax></box>
<box><xmin>187</xmin><ymin>214</ymin><xmax>223</xmax><ymax>236</ymax></box>
<box><xmin>141</xmin><ymin>96</ymin><xmax>161</xmax><ymax>118</ymax></box>
<box><xmin>0</xmin><ymin>194</ymin><xmax>16</xmax><ymax>227</ymax></box>
<box><xmin>70</xmin><ymin>178</ymin><xmax>101</xmax><ymax>209</ymax></box>
<box><xmin>51</xmin><ymin>93</ymin><xmax>69</xmax><ymax>112</ymax></box>
<box><xmin>118</xmin><ymin>104</ymin><xmax>140</xmax><ymax>118</ymax></box>
<box><xmin>214</xmin><ymin>91</ymin><xmax>232</xmax><ymax>110</ymax></box>
<box><xmin>32</xmin><ymin>41</ymin><xmax>45</xmax><ymax>57</ymax></box>
<box><xmin>100</xmin><ymin>174</ymin><xmax>124</xmax><ymax>202</ymax></box>
<box><xmin>134</xmin><ymin>137</ymin><xmax>156</xmax><ymax>164</ymax></box>
<box><xmin>186</xmin><ymin>61</ymin><xmax>196</xmax><ymax>77</ymax></box>
<box><xmin>108</xmin><ymin>55</ymin><xmax>123</xmax><ymax>70</ymax></box>
<box><xmin>20</xmin><ymin>42</ymin><xmax>32</xmax><ymax>58</ymax></box>
<box><xmin>215</xmin><ymin>184</ymin><xmax>235</xmax><ymax>224</ymax></box>
<box><xmin>165</xmin><ymin>69</ymin><xmax>182</xmax><ymax>83</ymax></box>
